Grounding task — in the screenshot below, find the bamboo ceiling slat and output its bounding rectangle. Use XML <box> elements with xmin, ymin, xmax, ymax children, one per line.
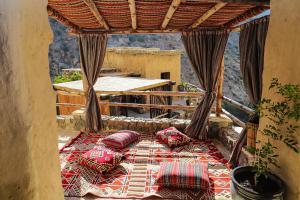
<box><xmin>47</xmin><ymin>0</ymin><xmax>270</xmax><ymax>33</ymax></box>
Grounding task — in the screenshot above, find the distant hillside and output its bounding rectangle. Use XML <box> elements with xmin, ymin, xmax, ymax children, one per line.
<box><xmin>48</xmin><ymin>18</ymin><xmax>248</xmax><ymax>104</ymax></box>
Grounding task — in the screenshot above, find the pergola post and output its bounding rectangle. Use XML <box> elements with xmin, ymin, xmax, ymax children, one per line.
<box><xmin>216</xmin><ymin>56</ymin><xmax>224</xmax><ymax>117</ymax></box>
<box><xmin>82</xmin><ymin>0</ymin><xmax>110</xmax><ymax>30</ymax></box>
<box><xmin>128</xmin><ymin>0</ymin><xmax>137</xmax><ymax>30</ymax></box>
<box><xmin>189</xmin><ymin>2</ymin><xmax>227</xmax><ymax>29</ymax></box>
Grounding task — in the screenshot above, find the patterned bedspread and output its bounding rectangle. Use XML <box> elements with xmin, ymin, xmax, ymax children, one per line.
<box><xmin>59</xmin><ymin>131</ymin><xmax>231</xmax><ymax>199</ymax></box>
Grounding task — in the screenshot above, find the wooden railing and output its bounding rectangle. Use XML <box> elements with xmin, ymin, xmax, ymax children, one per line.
<box><xmin>222</xmin><ymin>96</ymin><xmax>254</xmax><ymax>114</ymax></box>
<box><xmin>181</xmin><ymin>82</ymin><xmax>254</xmax><ymax>127</ymax></box>
<box><xmin>55</xmin><ymin>86</ymin><xmax>254</xmax><ymax>127</ymax></box>
<box><xmin>222</xmin><ymin>96</ymin><xmax>255</xmax><ymax>127</ymax></box>
<box><xmin>55</xmin><ymin>89</ymin><xmax>208</xmax><ymax>115</ymax></box>
<box><xmin>54</xmin><ymin>85</ymin><xmax>203</xmax><ymax>97</ymax></box>
<box><xmin>56</xmin><ymin>101</ymin><xmax>197</xmax><ymax>110</ymax></box>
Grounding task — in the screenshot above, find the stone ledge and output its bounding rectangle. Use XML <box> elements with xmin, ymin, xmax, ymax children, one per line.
<box><xmin>58</xmin><ymin>114</ymin><xmax>191</xmax><ymax>133</ymax></box>
<box><xmin>216</xmin><ymin>126</ymin><xmax>254</xmax><ymax>166</ymax></box>
<box><xmin>57</xmin><ymin>110</ymin><xmax>233</xmax><ymax>135</ymax></box>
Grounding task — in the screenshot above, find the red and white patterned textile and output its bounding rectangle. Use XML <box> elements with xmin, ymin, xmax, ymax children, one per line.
<box><xmin>102</xmin><ymin>130</ymin><xmax>140</xmax><ymax>149</ymax></box>
<box><xmin>59</xmin><ymin>131</ymin><xmax>232</xmax><ymax>199</ymax></box>
<box><xmin>156</xmin><ymin>127</ymin><xmax>191</xmax><ymax>147</ymax></box>
<box><xmin>79</xmin><ymin>146</ymin><xmax>123</xmax><ymax>173</ymax></box>
<box><xmin>156</xmin><ymin>162</ymin><xmax>209</xmax><ymax>190</ymax></box>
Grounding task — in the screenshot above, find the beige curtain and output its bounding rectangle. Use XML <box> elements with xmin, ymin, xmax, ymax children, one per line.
<box><xmin>78</xmin><ymin>33</ymin><xmax>107</xmax><ymax>132</ymax></box>
<box><xmin>182</xmin><ymin>30</ymin><xmax>229</xmax><ymax>140</ymax></box>
<box><xmin>229</xmin><ymin>16</ymin><xmax>269</xmax><ymax>167</ymax></box>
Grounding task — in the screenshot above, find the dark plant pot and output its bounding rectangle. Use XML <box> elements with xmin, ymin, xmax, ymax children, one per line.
<box><xmin>186</xmin><ymin>99</ymin><xmax>191</xmax><ymax>106</ymax></box>
<box><xmin>231</xmin><ymin>166</ymin><xmax>285</xmax><ymax>200</ymax></box>
<box><xmin>178</xmin><ymin>85</ymin><xmax>185</xmax><ymax>91</ymax></box>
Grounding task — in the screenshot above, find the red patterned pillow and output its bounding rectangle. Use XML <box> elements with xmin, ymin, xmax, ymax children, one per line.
<box><xmin>79</xmin><ymin>146</ymin><xmax>123</xmax><ymax>173</ymax></box>
<box><xmin>102</xmin><ymin>130</ymin><xmax>140</xmax><ymax>149</ymax></box>
<box><xmin>156</xmin><ymin>127</ymin><xmax>191</xmax><ymax>147</ymax></box>
<box><xmin>156</xmin><ymin>162</ymin><xmax>209</xmax><ymax>190</ymax></box>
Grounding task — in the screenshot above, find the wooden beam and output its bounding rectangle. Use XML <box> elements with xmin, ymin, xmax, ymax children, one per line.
<box><xmin>154</xmin><ymin>113</ymin><xmax>169</xmax><ymax>119</ymax></box>
<box><xmin>195</xmin><ymin>0</ymin><xmax>269</xmax><ymax>5</ymax></box>
<box><xmin>230</xmin><ymin>26</ymin><xmax>241</xmax><ymax>32</ymax></box>
<box><xmin>190</xmin><ymin>2</ymin><xmax>227</xmax><ymax>29</ymax></box>
<box><xmin>56</xmin><ymin>102</ymin><xmax>197</xmax><ymax>111</ymax></box>
<box><xmin>69</xmin><ymin>28</ymin><xmax>183</xmax><ymax>35</ymax></box>
<box><xmin>225</xmin><ymin>6</ymin><xmax>268</xmax><ymax>28</ymax></box>
<box><xmin>55</xmin><ymin>89</ymin><xmax>205</xmax><ymax>98</ymax></box>
<box><xmin>57</xmin><ymin>102</ymin><xmax>218</xmax><ymax>112</ymax></box>
<box><xmin>222</xmin><ymin>96</ymin><xmax>254</xmax><ymax>114</ymax></box>
<box><xmin>68</xmin><ymin>26</ymin><xmax>224</xmax><ymax>35</ymax></box>
<box><xmin>128</xmin><ymin>0</ymin><xmax>137</xmax><ymax>30</ymax></box>
<box><xmin>222</xmin><ymin>108</ymin><xmax>246</xmax><ymax>127</ymax></box>
<box><xmin>216</xmin><ymin>56</ymin><xmax>224</xmax><ymax>117</ymax></box>
<box><xmin>161</xmin><ymin>0</ymin><xmax>181</xmax><ymax>29</ymax></box>
<box><xmin>47</xmin><ymin>6</ymin><xmax>81</xmax><ymax>32</ymax></box>
<box><xmin>82</xmin><ymin>0</ymin><xmax>109</xmax><ymax>30</ymax></box>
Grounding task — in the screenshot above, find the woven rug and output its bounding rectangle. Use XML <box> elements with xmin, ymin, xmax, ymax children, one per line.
<box><xmin>59</xmin><ymin>131</ymin><xmax>232</xmax><ymax>199</ymax></box>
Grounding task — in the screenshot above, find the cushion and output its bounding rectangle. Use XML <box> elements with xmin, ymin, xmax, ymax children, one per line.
<box><xmin>79</xmin><ymin>146</ymin><xmax>123</xmax><ymax>173</ymax></box>
<box><xmin>156</xmin><ymin>127</ymin><xmax>191</xmax><ymax>147</ymax></box>
<box><xmin>156</xmin><ymin>162</ymin><xmax>209</xmax><ymax>190</ymax></box>
<box><xmin>102</xmin><ymin>130</ymin><xmax>140</xmax><ymax>149</ymax></box>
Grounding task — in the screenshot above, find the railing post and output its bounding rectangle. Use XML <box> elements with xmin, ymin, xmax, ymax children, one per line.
<box><xmin>216</xmin><ymin>56</ymin><xmax>224</xmax><ymax>117</ymax></box>
<box><xmin>167</xmin><ymin>82</ymin><xmax>174</xmax><ymax>118</ymax></box>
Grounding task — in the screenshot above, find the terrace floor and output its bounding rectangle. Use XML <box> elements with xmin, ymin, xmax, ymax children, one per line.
<box><xmin>58</xmin><ymin>129</ymin><xmax>79</xmax><ymax>150</ymax></box>
<box><xmin>58</xmin><ymin>129</ymin><xmax>231</xmax><ymax>162</ymax></box>
<box><xmin>58</xmin><ymin>129</ymin><xmax>232</xmax><ymax>200</ymax></box>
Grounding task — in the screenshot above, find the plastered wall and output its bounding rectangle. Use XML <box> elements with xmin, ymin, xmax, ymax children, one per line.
<box><xmin>260</xmin><ymin>0</ymin><xmax>300</xmax><ymax>199</ymax></box>
<box><xmin>103</xmin><ymin>47</ymin><xmax>182</xmax><ymax>87</ymax></box>
<box><xmin>0</xmin><ymin>0</ymin><xmax>63</xmax><ymax>199</ymax></box>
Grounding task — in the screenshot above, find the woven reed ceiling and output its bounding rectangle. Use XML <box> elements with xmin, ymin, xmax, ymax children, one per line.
<box><xmin>47</xmin><ymin>0</ymin><xmax>270</xmax><ymax>34</ymax></box>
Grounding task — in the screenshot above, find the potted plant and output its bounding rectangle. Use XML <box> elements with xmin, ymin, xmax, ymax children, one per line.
<box><xmin>231</xmin><ymin>78</ymin><xmax>300</xmax><ymax>199</ymax></box>
<box><xmin>178</xmin><ymin>82</ymin><xmax>186</xmax><ymax>92</ymax></box>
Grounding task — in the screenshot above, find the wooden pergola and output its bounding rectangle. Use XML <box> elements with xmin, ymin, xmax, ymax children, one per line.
<box><xmin>48</xmin><ymin>0</ymin><xmax>269</xmax><ymax>119</ymax></box>
<box><xmin>47</xmin><ymin>0</ymin><xmax>269</xmax><ymax>34</ymax></box>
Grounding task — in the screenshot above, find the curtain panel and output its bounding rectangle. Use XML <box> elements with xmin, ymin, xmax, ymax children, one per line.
<box><xmin>78</xmin><ymin>33</ymin><xmax>108</xmax><ymax>132</ymax></box>
<box><xmin>182</xmin><ymin>30</ymin><xmax>229</xmax><ymax>140</ymax></box>
<box><xmin>229</xmin><ymin>16</ymin><xmax>269</xmax><ymax>167</ymax></box>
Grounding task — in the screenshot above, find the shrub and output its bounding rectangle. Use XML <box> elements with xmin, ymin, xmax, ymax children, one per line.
<box><xmin>53</xmin><ymin>71</ymin><xmax>82</xmax><ymax>84</ymax></box>
<box><xmin>248</xmin><ymin>78</ymin><xmax>300</xmax><ymax>183</ymax></box>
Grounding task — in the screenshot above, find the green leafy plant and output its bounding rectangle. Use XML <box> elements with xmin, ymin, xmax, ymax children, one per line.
<box><xmin>248</xmin><ymin>78</ymin><xmax>300</xmax><ymax>182</ymax></box>
<box><xmin>179</xmin><ymin>82</ymin><xmax>198</xmax><ymax>92</ymax></box>
<box><xmin>53</xmin><ymin>71</ymin><xmax>82</xmax><ymax>84</ymax></box>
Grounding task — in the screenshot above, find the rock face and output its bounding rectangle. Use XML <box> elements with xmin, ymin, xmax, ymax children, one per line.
<box><xmin>48</xmin><ymin>18</ymin><xmax>248</xmax><ymax>104</ymax></box>
<box><xmin>48</xmin><ymin>18</ymin><xmax>80</xmax><ymax>77</ymax></box>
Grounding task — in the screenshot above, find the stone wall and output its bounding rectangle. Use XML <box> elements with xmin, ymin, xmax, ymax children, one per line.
<box><xmin>57</xmin><ymin>109</ymin><xmax>232</xmax><ymax>135</ymax></box>
<box><xmin>58</xmin><ymin>115</ymin><xmax>190</xmax><ymax>133</ymax></box>
<box><xmin>216</xmin><ymin>127</ymin><xmax>253</xmax><ymax>166</ymax></box>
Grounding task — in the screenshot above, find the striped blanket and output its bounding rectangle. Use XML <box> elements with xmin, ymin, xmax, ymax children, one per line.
<box><xmin>59</xmin><ymin>131</ymin><xmax>231</xmax><ymax>199</ymax></box>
